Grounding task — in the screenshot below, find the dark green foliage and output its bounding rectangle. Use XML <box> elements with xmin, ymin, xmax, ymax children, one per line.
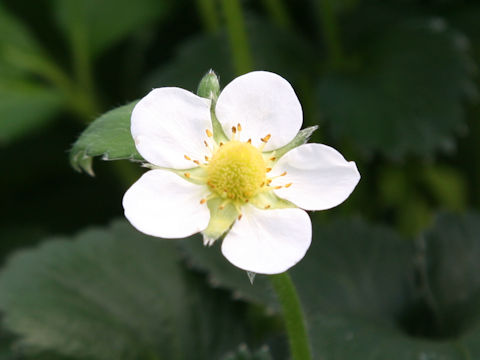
<box><xmin>3</xmin><ymin>0</ymin><xmax>480</xmax><ymax>359</ymax></box>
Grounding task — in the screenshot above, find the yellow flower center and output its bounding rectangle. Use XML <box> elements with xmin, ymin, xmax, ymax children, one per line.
<box><xmin>207</xmin><ymin>141</ymin><xmax>266</xmax><ymax>202</ymax></box>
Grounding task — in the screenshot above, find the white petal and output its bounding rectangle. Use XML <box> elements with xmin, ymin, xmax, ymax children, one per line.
<box><xmin>123</xmin><ymin>169</ymin><xmax>210</xmax><ymax>238</ymax></box>
<box><xmin>221</xmin><ymin>207</ymin><xmax>311</xmax><ymax>274</ymax></box>
<box><xmin>215</xmin><ymin>71</ymin><xmax>302</xmax><ymax>151</ymax></box>
<box><xmin>131</xmin><ymin>88</ymin><xmax>212</xmax><ymax>169</ymax></box>
<box><xmin>271</xmin><ymin>143</ymin><xmax>360</xmax><ymax>210</ymax></box>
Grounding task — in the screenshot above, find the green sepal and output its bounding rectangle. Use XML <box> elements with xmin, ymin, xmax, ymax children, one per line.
<box><xmin>264</xmin><ymin>125</ymin><xmax>318</xmax><ymax>162</ymax></box>
<box><xmin>202</xmin><ymin>198</ymin><xmax>239</xmax><ymax>243</ymax></box>
<box><xmin>210</xmin><ymin>109</ymin><xmax>229</xmax><ymax>144</ymax></box>
<box><xmin>167</xmin><ymin>166</ymin><xmax>207</xmax><ymax>186</ymax></box>
<box><xmin>250</xmin><ymin>191</ymin><xmax>296</xmax><ymax>210</ymax></box>
<box><xmin>197</xmin><ymin>70</ymin><xmax>220</xmax><ymax>101</ymax></box>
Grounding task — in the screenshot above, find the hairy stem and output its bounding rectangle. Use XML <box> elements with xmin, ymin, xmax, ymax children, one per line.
<box><xmin>271</xmin><ymin>272</ymin><xmax>313</xmax><ymax>360</ymax></box>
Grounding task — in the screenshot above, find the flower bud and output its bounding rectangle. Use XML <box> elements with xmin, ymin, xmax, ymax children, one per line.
<box><xmin>197</xmin><ymin>69</ymin><xmax>220</xmax><ymax>101</ymax></box>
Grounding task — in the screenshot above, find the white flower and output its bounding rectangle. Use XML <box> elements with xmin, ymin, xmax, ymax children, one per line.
<box><xmin>123</xmin><ymin>71</ymin><xmax>360</xmax><ymax>274</ymax></box>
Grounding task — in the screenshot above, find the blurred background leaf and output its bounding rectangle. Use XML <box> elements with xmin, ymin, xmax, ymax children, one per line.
<box><xmin>0</xmin><ymin>5</ymin><xmax>65</xmax><ymax>145</ymax></box>
<box><xmin>0</xmin><ymin>221</ymin><xmax>261</xmax><ymax>360</ymax></box>
<box><xmin>317</xmin><ymin>18</ymin><xmax>477</xmax><ymax>159</ymax></box>
<box><xmin>52</xmin><ymin>0</ymin><xmax>170</xmax><ymax>59</ymax></box>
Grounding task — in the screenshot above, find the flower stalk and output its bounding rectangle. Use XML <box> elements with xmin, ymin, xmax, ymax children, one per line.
<box><xmin>271</xmin><ymin>272</ymin><xmax>313</xmax><ymax>360</ymax></box>
<box><xmin>220</xmin><ymin>0</ymin><xmax>253</xmax><ymax>75</ymax></box>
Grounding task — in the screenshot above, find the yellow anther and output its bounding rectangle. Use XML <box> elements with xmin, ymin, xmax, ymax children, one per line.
<box><xmin>247</xmin><ymin>139</ymin><xmax>252</xmax><ymax>144</ymax></box>
<box><xmin>237</xmin><ymin>123</ymin><xmax>242</xmax><ymax>131</ymax></box>
<box><xmin>261</xmin><ymin>134</ymin><xmax>271</xmax><ymax>143</ymax></box>
<box><xmin>285</xmin><ymin>183</ymin><xmax>292</xmax><ymax>188</ymax></box>
<box><xmin>184</xmin><ymin>155</ymin><xmax>191</xmax><ymax>160</ymax></box>
<box><xmin>274</xmin><ymin>186</ymin><xmax>282</xmax><ymax>190</ymax></box>
<box><xmin>184</xmin><ymin>173</ymin><xmax>191</xmax><ymax>178</ymax></box>
<box><xmin>232</xmin><ymin>126</ymin><xmax>237</xmax><ymax>134</ymax></box>
<box><xmin>270</xmin><ymin>156</ymin><xmax>276</xmax><ymax>161</ymax></box>
<box><xmin>266</xmin><ymin>168</ymin><xmax>272</xmax><ymax>173</ymax></box>
<box><xmin>204</xmin><ymin>140</ymin><xmax>209</xmax><ymax>147</ymax></box>
<box><xmin>206</xmin><ymin>129</ymin><xmax>213</xmax><ymax>137</ymax></box>
<box><xmin>200</xmin><ymin>198</ymin><xmax>206</xmax><ymax>204</ymax></box>
<box><xmin>267</xmin><ymin>179</ymin><xmax>272</xmax><ymax>184</ymax></box>
<box><xmin>281</xmin><ymin>171</ymin><xmax>287</xmax><ymax>176</ymax></box>
<box><xmin>219</xmin><ymin>142</ymin><xmax>224</xmax><ymax>146</ymax></box>
<box><xmin>193</xmin><ymin>160</ymin><xmax>200</xmax><ymax>165</ymax></box>
<box><xmin>205</xmin><ymin>155</ymin><xmax>210</xmax><ymax>161</ymax></box>
<box><xmin>264</xmin><ymin>205</ymin><xmax>271</xmax><ymax>209</ymax></box>
<box><xmin>238</xmin><ymin>214</ymin><xmax>243</xmax><ymax>220</ymax></box>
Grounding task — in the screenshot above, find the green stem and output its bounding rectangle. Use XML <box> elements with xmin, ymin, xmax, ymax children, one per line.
<box><xmin>271</xmin><ymin>272</ymin><xmax>312</xmax><ymax>360</ymax></box>
<box><xmin>196</xmin><ymin>0</ymin><xmax>220</xmax><ymax>33</ymax></box>
<box><xmin>261</xmin><ymin>0</ymin><xmax>292</xmax><ymax>29</ymax></box>
<box><xmin>317</xmin><ymin>0</ymin><xmax>344</xmax><ymax>68</ymax></box>
<box><xmin>220</xmin><ymin>0</ymin><xmax>253</xmax><ymax>75</ymax></box>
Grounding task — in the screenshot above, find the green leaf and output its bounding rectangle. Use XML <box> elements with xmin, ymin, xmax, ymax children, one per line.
<box><xmin>0</xmin><ymin>5</ymin><xmax>54</xmax><ymax>76</ymax></box>
<box><xmin>180</xmin><ymin>238</ymin><xmax>279</xmax><ymax>313</ymax></box>
<box><xmin>0</xmin><ymin>80</ymin><xmax>63</xmax><ymax>146</ymax></box>
<box><xmin>317</xmin><ymin>18</ymin><xmax>477</xmax><ymax>158</ymax></box>
<box><xmin>221</xmin><ymin>344</ymin><xmax>272</xmax><ymax>360</ymax></box>
<box><xmin>0</xmin><ymin>6</ymin><xmax>65</xmax><ymax>146</ymax></box>
<box><xmin>53</xmin><ymin>0</ymin><xmax>169</xmax><ymax>58</ymax></box>
<box><xmin>70</xmin><ymin>101</ymin><xmax>142</xmax><ymax>175</ymax></box>
<box><xmin>290</xmin><ymin>213</ymin><xmax>480</xmax><ymax>359</ymax></box>
<box><xmin>0</xmin><ymin>220</ymin><xmax>251</xmax><ymax>360</ymax></box>
<box><xmin>146</xmin><ymin>16</ymin><xmax>314</xmax><ymax>92</ymax></box>
<box><xmin>422</xmin><ymin>213</ymin><xmax>480</xmax><ymax>339</ymax></box>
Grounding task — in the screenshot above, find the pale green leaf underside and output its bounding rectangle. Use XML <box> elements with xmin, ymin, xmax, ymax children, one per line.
<box><xmin>70</xmin><ymin>101</ymin><xmax>142</xmax><ymax>175</ymax></box>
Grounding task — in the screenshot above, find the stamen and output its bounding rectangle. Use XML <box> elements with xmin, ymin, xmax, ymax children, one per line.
<box><xmin>219</xmin><ymin>142</ymin><xmax>224</xmax><ymax>146</ymax></box>
<box><xmin>280</xmin><ymin>171</ymin><xmax>287</xmax><ymax>176</ymax></box>
<box><xmin>205</xmin><ymin>155</ymin><xmax>209</xmax><ymax>161</ymax></box>
<box><xmin>238</xmin><ymin>214</ymin><xmax>243</xmax><ymax>220</ymax></box>
<box><xmin>247</xmin><ymin>138</ymin><xmax>252</xmax><ymax>144</ymax></box>
<box><xmin>261</xmin><ymin>134</ymin><xmax>271</xmax><ymax>143</ymax></box>
<box><xmin>285</xmin><ymin>183</ymin><xmax>292</xmax><ymax>188</ymax></box>
<box><xmin>184</xmin><ymin>155</ymin><xmax>191</xmax><ymax>160</ymax></box>
<box><xmin>200</xmin><ymin>198</ymin><xmax>206</xmax><ymax>204</ymax></box>
<box><xmin>184</xmin><ymin>172</ymin><xmax>191</xmax><ymax>178</ymax></box>
<box><xmin>266</xmin><ymin>168</ymin><xmax>272</xmax><ymax>173</ymax></box>
<box><xmin>205</xmin><ymin>129</ymin><xmax>213</xmax><ymax>137</ymax></box>
<box><xmin>274</xmin><ymin>186</ymin><xmax>282</xmax><ymax>190</ymax></box>
<box><xmin>237</xmin><ymin>123</ymin><xmax>242</xmax><ymax>132</ymax></box>
<box><xmin>267</xmin><ymin>179</ymin><xmax>272</xmax><ymax>184</ymax></box>
<box><xmin>193</xmin><ymin>160</ymin><xmax>200</xmax><ymax>165</ymax></box>
<box><xmin>270</xmin><ymin>156</ymin><xmax>276</xmax><ymax>161</ymax></box>
<box><xmin>264</xmin><ymin>205</ymin><xmax>271</xmax><ymax>209</ymax></box>
<box><xmin>204</xmin><ymin>140</ymin><xmax>209</xmax><ymax>147</ymax></box>
<box><xmin>218</xmin><ymin>200</ymin><xmax>229</xmax><ymax>210</ymax></box>
<box><xmin>232</xmin><ymin>126</ymin><xmax>237</xmax><ymax>134</ymax></box>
